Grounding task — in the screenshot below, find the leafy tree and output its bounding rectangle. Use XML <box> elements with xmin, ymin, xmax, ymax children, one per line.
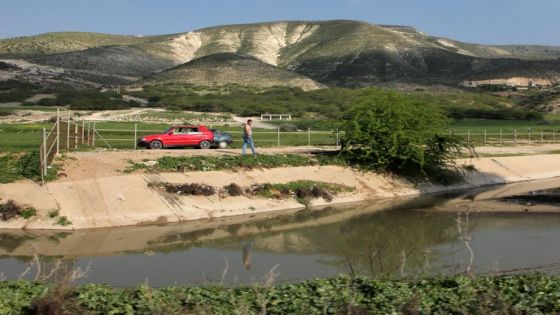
<box><xmin>340</xmin><ymin>91</ymin><xmax>467</xmax><ymax>182</ymax></box>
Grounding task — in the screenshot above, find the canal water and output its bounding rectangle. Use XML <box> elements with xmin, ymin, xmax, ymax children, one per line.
<box><xmin>1</xmin><ymin>179</ymin><xmax>560</xmax><ymax>287</ymax></box>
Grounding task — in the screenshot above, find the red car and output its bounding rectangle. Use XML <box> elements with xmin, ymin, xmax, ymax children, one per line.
<box><xmin>138</xmin><ymin>125</ymin><xmax>232</xmax><ymax>149</ymax></box>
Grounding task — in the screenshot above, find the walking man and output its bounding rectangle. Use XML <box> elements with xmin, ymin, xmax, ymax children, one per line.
<box><xmin>242</xmin><ymin>119</ymin><xmax>256</xmax><ymax>156</ymax></box>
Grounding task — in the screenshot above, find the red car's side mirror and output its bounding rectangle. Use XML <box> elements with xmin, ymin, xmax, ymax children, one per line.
<box><xmin>168</xmin><ymin>132</ymin><xmax>174</xmax><ymax>135</ymax></box>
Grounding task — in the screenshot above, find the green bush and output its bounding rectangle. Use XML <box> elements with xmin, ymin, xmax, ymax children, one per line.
<box><xmin>0</xmin><ymin>80</ymin><xmax>40</xmax><ymax>103</ymax></box>
<box><xmin>0</xmin><ymin>152</ymin><xmax>58</xmax><ymax>184</ymax></box>
<box><xmin>340</xmin><ymin>91</ymin><xmax>466</xmax><ymax>182</ymax></box>
<box><xmin>4</xmin><ymin>274</ymin><xmax>560</xmax><ymax>314</ymax></box>
<box><xmin>46</xmin><ymin>88</ymin><xmax>131</xmax><ymax>110</ymax></box>
<box><xmin>56</xmin><ymin>216</ymin><xmax>72</xmax><ymax>226</ymax></box>
<box><xmin>0</xmin><ymin>200</ymin><xmax>36</xmax><ymax>221</ymax></box>
<box><xmin>131</xmin><ymin>154</ymin><xmax>321</xmax><ymax>173</ymax></box>
<box><xmin>278</xmin><ymin>123</ymin><xmax>298</xmax><ymax>132</ymax></box>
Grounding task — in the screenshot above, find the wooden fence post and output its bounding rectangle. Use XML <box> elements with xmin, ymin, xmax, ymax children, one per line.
<box><xmin>66</xmin><ymin>111</ymin><xmax>70</xmax><ymax>150</ymax></box>
<box><xmin>134</xmin><ymin>123</ymin><xmax>138</xmax><ymax>150</ymax></box>
<box><xmin>74</xmin><ymin>115</ymin><xmax>78</xmax><ymax>150</ymax></box>
<box><xmin>81</xmin><ymin>120</ymin><xmax>85</xmax><ymax>145</ymax></box>
<box><xmin>336</xmin><ymin>128</ymin><xmax>340</xmax><ymax>148</ymax></box>
<box><xmin>541</xmin><ymin>130</ymin><xmax>544</xmax><ymax>144</ymax></box>
<box><xmin>499</xmin><ymin>129</ymin><xmax>502</xmax><ymax>144</ymax></box>
<box><xmin>41</xmin><ymin>128</ymin><xmax>46</xmax><ymax>185</ymax></box>
<box><xmin>307</xmin><ymin>128</ymin><xmax>311</xmax><ymax>146</ymax></box>
<box><xmin>514</xmin><ymin>129</ymin><xmax>517</xmax><ymax>144</ymax></box>
<box><xmin>56</xmin><ymin>107</ymin><xmax>60</xmax><ymax>155</ymax></box>
<box><xmin>92</xmin><ymin>122</ymin><xmax>96</xmax><ymax>147</ymax></box>
<box><xmin>87</xmin><ymin>122</ymin><xmax>91</xmax><ymax>146</ymax></box>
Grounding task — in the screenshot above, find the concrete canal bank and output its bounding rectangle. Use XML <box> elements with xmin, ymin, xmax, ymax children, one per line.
<box><xmin>1</xmin><ymin>154</ymin><xmax>560</xmax><ymax>230</ymax></box>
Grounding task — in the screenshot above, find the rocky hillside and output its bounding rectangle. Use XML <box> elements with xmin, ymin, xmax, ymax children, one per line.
<box><xmin>139</xmin><ymin>53</ymin><xmax>324</xmax><ymax>91</ymax></box>
<box><xmin>1</xmin><ymin>20</ymin><xmax>560</xmax><ymax>88</ymax></box>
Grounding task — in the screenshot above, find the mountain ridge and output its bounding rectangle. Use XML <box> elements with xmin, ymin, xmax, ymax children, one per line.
<box><xmin>1</xmin><ymin>20</ymin><xmax>559</xmax><ymax>88</ymax></box>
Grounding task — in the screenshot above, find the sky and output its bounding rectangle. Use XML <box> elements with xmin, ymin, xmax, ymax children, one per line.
<box><xmin>1</xmin><ymin>0</ymin><xmax>559</xmax><ymax>46</ymax></box>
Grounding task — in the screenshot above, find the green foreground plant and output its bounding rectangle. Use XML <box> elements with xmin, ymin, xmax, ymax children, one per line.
<box><xmin>0</xmin><ymin>200</ymin><xmax>36</xmax><ymax>221</ymax></box>
<box><xmin>127</xmin><ymin>154</ymin><xmax>343</xmax><ymax>173</ymax></box>
<box><xmin>3</xmin><ymin>273</ymin><xmax>560</xmax><ymax>314</ymax></box>
<box><xmin>250</xmin><ymin>181</ymin><xmax>354</xmax><ymax>204</ymax></box>
<box><xmin>0</xmin><ymin>151</ymin><xmax>58</xmax><ymax>184</ymax></box>
<box><xmin>153</xmin><ymin>180</ymin><xmax>353</xmax><ymax>206</ymax></box>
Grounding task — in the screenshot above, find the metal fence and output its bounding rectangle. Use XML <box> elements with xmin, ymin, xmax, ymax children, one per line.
<box><xmin>454</xmin><ymin>129</ymin><xmax>560</xmax><ymax>145</ymax></box>
<box><xmin>39</xmin><ymin>109</ymin><xmax>94</xmax><ymax>184</ymax></box>
<box><xmin>39</xmin><ymin>109</ymin><xmax>560</xmax><ymax>183</ymax></box>
<box><xmin>92</xmin><ymin>124</ymin><xmax>341</xmax><ymax>149</ymax></box>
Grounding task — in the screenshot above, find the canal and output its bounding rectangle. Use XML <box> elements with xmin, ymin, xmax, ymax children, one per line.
<box><xmin>1</xmin><ymin>178</ymin><xmax>560</xmax><ymax>286</ymax></box>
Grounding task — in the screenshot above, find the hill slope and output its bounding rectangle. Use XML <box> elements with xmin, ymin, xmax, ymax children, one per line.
<box><xmin>1</xmin><ymin>20</ymin><xmax>560</xmax><ymax>88</ymax></box>
<box><xmin>0</xmin><ymin>32</ymin><xmax>158</xmax><ymax>57</ymax></box>
<box><xmin>139</xmin><ymin>53</ymin><xmax>324</xmax><ymax>91</ymax></box>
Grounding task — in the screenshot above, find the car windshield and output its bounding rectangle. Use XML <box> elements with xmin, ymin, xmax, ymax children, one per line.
<box><xmin>162</xmin><ymin>127</ymin><xmax>173</xmax><ymax>134</ymax></box>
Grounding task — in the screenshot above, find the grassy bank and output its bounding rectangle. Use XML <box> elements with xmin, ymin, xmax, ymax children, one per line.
<box><xmin>126</xmin><ymin>154</ymin><xmax>346</xmax><ymax>173</ymax></box>
<box><xmin>3</xmin><ymin>274</ymin><xmax>560</xmax><ymax>314</ymax></box>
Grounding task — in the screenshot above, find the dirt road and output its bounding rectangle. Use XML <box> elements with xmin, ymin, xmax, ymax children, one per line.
<box><xmin>473</xmin><ymin>144</ymin><xmax>560</xmax><ymax>156</ymax></box>
<box><xmin>57</xmin><ymin>144</ymin><xmax>560</xmax><ymax>181</ymax></box>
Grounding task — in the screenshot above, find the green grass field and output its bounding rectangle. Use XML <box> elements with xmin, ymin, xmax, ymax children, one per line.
<box><xmin>0</xmin><ymin>123</ymin><xmax>49</xmax><ymax>152</ymax></box>
<box><xmin>450</xmin><ymin>119</ymin><xmax>560</xmax><ymax>144</ymax></box>
<box><xmin>3</xmin><ymin>119</ymin><xmax>560</xmax><ymax>153</ymax></box>
<box><xmin>451</xmin><ymin>119</ymin><xmax>560</xmax><ymax>132</ymax></box>
<box><xmin>92</xmin><ymin>122</ymin><xmax>337</xmax><ymax>149</ymax></box>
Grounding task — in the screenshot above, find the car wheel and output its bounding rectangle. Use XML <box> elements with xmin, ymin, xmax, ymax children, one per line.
<box><xmin>199</xmin><ymin>140</ymin><xmax>211</xmax><ymax>149</ymax></box>
<box><xmin>217</xmin><ymin>141</ymin><xmax>228</xmax><ymax>149</ymax></box>
<box><xmin>149</xmin><ymin>140</ymin><xmax>163</xmax><ymax>149</ymax></box>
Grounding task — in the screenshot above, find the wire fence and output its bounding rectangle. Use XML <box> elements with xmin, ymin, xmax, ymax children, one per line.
<box><xmin>38</xmin><ymin>108</ymin><xmax>560</xmax><ymax>184</ymax></box>
<box><xmin>92</xmin><ymin>124</ymin><xmax>341</xmax><ymax>149</ymax></box>
<box><xmin>454</xmin><ymin>129</ymin><xmax>560</xmax><ymax>145</ymax></box>
<box><xmin>39</xmin><ymin>109</ymin><xmax>94</xmax><ymax>184</ymax></box>
<box><xmin>92</xmin><ymin>125</ymin><xmax>560</xmax><ymax>149</ymax></box>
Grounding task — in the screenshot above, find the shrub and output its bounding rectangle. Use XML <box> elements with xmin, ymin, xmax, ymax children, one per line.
<box><xmin>340</xmin><ymin>91</ymin><xmax>467</xmax><ymax>182</ymax></box>
<box><xmin>278</xmin><ymin>123</ymin><xmax>298</xmax><ymax>132</ymax></box>
<box><xmin>0</xmin><ymin>200</ymin><xmax>36</xmax><ymax>221</ymax></box>
<box><xmin>20</xmin><ymin>207</ymin><xmax>37</xmax><ymax>219</ymax></box>
<box><xmin>164</xmin><ymin>183</ymin><xmax>215</xmax><ymax>196</ymax></box>
<box><xmin>0</xmin><ymin>200</ymin><xmax>22</xmax><ymax>221</ymax></box>
<box><xmin>224</xmin><ymin>183</ymin><xmax>244</xmax><ymax>196</ymax></box>
<box><xmin>3</xmin><ymin>274</ymin><xmax>560</xmax><ymax>314</ymax></box>
<box><xmin>0</xmin><ymin>151</ymin><xmax>58</xmax><ymax>184</ymax></box>
<box><xmin>56</xmin><ymin>216</ymin><xmax>72</xmax><ymax>226</ymax></box>
<box><xmin>248</xmin><ymin>180</ymin><xmax>352</xmax><ymax>203</ymax></box>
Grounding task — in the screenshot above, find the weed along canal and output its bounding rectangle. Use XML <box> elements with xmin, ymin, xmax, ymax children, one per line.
<box><xmin>0</xmin><ymin>178</ymin><xmax>560</xmax><ymax>287</ymax></box>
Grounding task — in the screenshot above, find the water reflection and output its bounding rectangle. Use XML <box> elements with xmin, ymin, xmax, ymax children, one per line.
<box><xmin>241</xmin><ymin>239</ymin><xmax>253</xmax><ymax>270</ymax></box>
<box><xmin>0</xmin><ymin>179</ymin><xmax>560</xmax><ymax>286</ymax></box>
